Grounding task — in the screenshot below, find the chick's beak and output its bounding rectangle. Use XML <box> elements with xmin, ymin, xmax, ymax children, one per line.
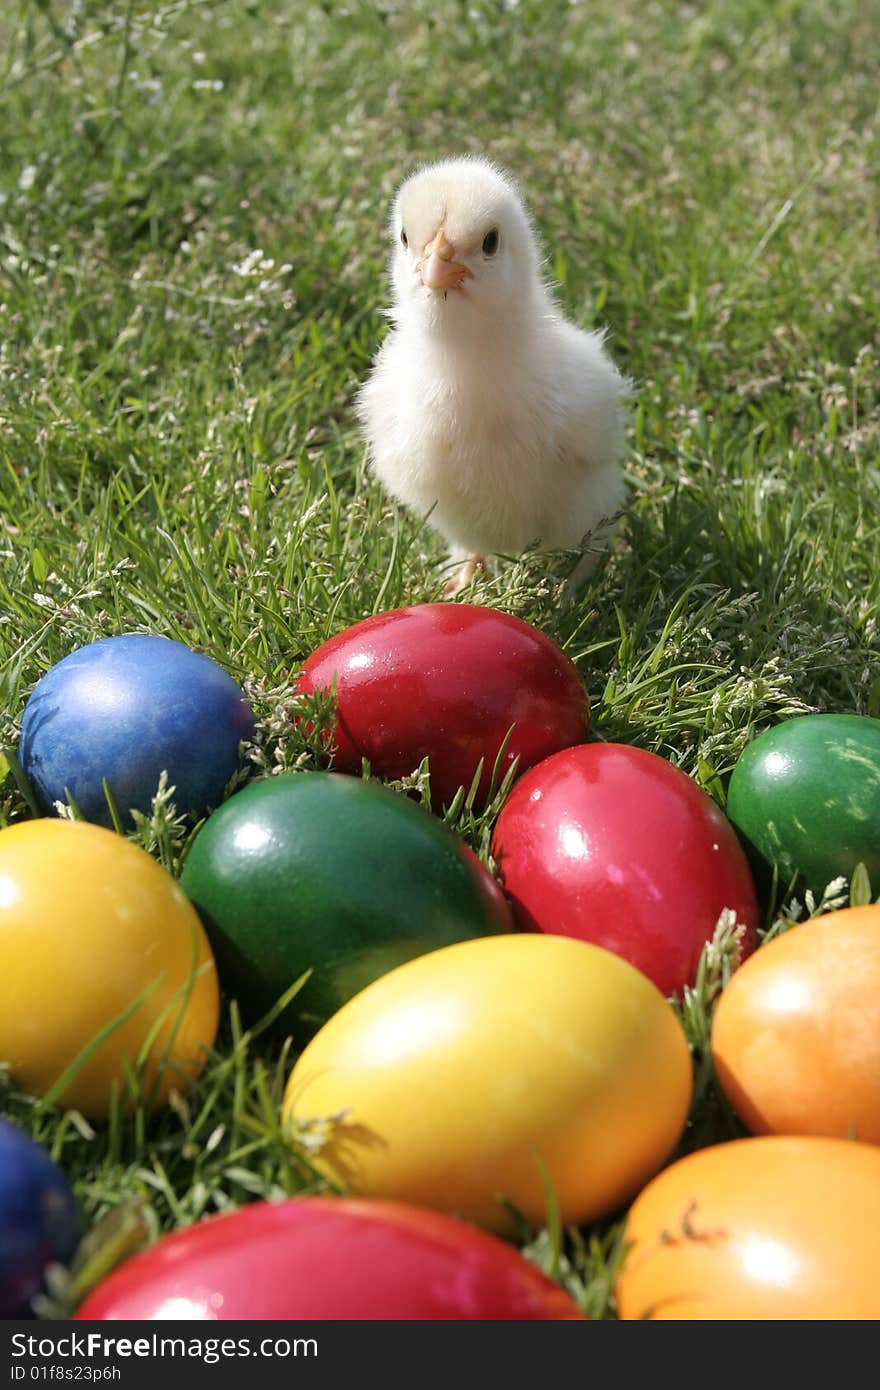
<box><xmin>418</xmin><ymin>229</ymin><xmax>472</xmax><ymax>293</ymax></box>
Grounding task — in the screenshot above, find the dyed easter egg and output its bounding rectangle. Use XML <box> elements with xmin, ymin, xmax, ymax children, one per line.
<box><xmin>616</xmin><ymin>1136</ymin><xmax>880</xmax><ymax>1319</ymax></box>
<box><xmin>75</xmin><ymin>1197</ymin><xmax>581</xmax><ymax>1320</ymax></box>
<box><xmin>0</xmin><ymin>1119</ymin><xmax>81</xmax><ymax>1318</ymax></box>
<box><xmin>283</xmin><ymin>934</ymin><xmax>692</xmax><ymax>1232</ymax></box>
<box><xmin>726</xmin><ymin>714</ymin><xmax>880</xmax><ymax>897</ymax></box>
<box><xmin>0</xmin><ymin>820</ymin><xmax>219</xmax><ymax>1118</ymax></box>
<box><xmin>712</xmin><ymin>904</ymin><xmax>880</xmax><ymax>1142</ymax></box>
<box><xmin>296</xmin><ymin>603</ymin><xmax>590</xmax><ymax>808</ymax></box>
<box><xmin>491</xmin><ymin>743</ymin><xmax>759</xmax><ymax>997</ymax></box>
<box><xmin>180</xmin><ymin>771</ymin><xmax>510</xmax><ymax>1036</ymax></box>
<box><xmin>19</xmin><ymin>634</ymin><xmax>255</xmax><ymax>827</ymax></box>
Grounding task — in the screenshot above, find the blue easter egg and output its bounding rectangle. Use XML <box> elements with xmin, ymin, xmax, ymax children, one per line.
<box><xmin>19</xmin><ymin>635</ymin><xmax>255</xmax><ymax>827</ymax></box>
<box><xmin>0</xmin><ymin>1119</ymin><xmax>81</xmax><ymax>1317</ymax></box>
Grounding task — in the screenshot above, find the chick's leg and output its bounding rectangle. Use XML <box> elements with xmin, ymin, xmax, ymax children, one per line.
<box><xmin>560</xmin><ymin>547</ymin><xmax>600</xmax><ymax>603</ymax></box>
<box><xmin>559</xmin><ymin>509</ymin><xmax>621</xmax><ymax>604</ymax></box>
<box><xmin>443</xmin><ymin>554</ymin><xmax>487</xmax><ymax>596</ymax></box>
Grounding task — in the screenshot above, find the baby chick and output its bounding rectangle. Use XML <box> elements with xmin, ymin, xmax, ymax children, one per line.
<box><xmin>358</xmin><ymin>155</ymin><xmax>628</xmax><ymax>594</ymax></box>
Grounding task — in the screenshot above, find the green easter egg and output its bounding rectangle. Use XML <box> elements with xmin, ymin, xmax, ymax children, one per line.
<box><xmin>180</xmin><ymin>772</ymin><xmax>510</xmax><ymax>1036</ymax></box>
<box><xmin>727</xmin><ymin>714</ymin><xmax>880</xmax><ymax>898</ymax></box>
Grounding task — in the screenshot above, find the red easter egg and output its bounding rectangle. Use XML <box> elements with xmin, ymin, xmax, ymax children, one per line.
<box><xmin>74</xmin><ymin>1198</ymin><xmax>582</xmax><ymax>1321</ymax></box>
<box><xmin>491</xmin><ymin>743</ymin><xmax>758</xmax><ymax>996</ymax></box>
<box><xmin>297</xmin><ymin>604</ymin><xmax>590</xmax><ymax>808</ymax></box>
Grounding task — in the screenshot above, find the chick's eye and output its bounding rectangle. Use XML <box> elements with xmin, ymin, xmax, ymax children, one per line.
<box><xmin>482</xmin><ymin>227</ymin><xmax>500</xmax><ymax>257</ymax></box>
<box><xmin>400</xmin><ymin>229</ymin><xmax>408</xmax><ymax>248</ymax></box>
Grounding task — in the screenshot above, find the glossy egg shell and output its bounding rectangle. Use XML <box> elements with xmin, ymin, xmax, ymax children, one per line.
<box><xmin>296</xmin><ymin>603</ymin><xmax>590</xmax><ymax>808</ymax></box>
<box><xmin>491</xmin><ymin>743</ymin><xmax>759</xmax><ymax>997</ymax></box>
<box><xmin>616</xmin><ymin>1136</ymin><xmax>880</xmax><ymax>1319</ymax></box>
<box><xmin>283</xmin><ymin>934</ymin><xmax>692</xmax><ymax>1232</ymax></box>
<box><xmin>75</xmin><ymin>1197</ymin><xmax>581</xmax><ymax>1320</ymax></box>
<box><xmin>726</xmin><ymin>714</ymin><xmax>880</xmax><ymax>897</ymax></box>
<box><xmin>0</xmin><ymin>1119</ymin><xmax>81</xmax><ymax>1318</ymax></box>
<box><xmin>711</xmin><ymin>905</ymin><xmax>880</xmax><ymax>1142</ymax></box>
<box><xmin>19</xmin><ymin>634</ymin><xmax>255</xmax><ymax>828</ymax></box>
<box><xmin>180</xmin><ymin>772</ymin><xmax>511</xmax><ymax>1037</ymax></box>
<box><xmin>0</xmin><ymin>820</ymin><xmax>219</xmax><ymax>1118</ymax></box>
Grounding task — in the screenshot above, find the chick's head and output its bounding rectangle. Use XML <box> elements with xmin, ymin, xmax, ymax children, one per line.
<box><xmin>389</xmin><ymin>156</ymin><xmax>543</xmax><ymax>333</ymax></box>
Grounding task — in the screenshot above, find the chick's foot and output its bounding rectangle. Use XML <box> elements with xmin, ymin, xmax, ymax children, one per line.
<box><xmin>443</xmin><ymin>556</ymin><xmax>487</xmax><ymax>596</ymax></box>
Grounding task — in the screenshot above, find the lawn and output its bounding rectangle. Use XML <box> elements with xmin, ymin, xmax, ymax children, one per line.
<box><xmin>0</xmin><ymin>0</ymin><xmax>878</xmax><ymax>1318</ymax></box>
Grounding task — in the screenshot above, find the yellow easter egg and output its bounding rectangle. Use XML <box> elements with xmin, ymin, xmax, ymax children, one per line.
<box><xmin>0</xmin><ymin>819</ymin><xmax>219</xmax><ymax>1117</ymax></box>
<box><xmin>283</xmin><ymin>933</ymin><xmax>692</xmax><ymax>1231</ymax></box>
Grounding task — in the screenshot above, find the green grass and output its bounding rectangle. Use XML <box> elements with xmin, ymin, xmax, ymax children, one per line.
<box><xmin>1</xmin><ymin>0</ymin><xmax>878</xmax><ymax>1319</ymax></box>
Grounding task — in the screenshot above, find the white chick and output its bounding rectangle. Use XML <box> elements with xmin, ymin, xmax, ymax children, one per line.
<box><xmin>357</xmin><ymin>155</ymin><xmax>627</xmax><ymax>594</ymax></box>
